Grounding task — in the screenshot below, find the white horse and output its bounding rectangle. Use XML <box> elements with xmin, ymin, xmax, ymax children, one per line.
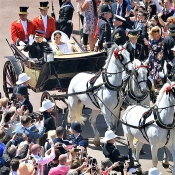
<box><xmin>122</xmin><ymin>59</ymin><xmax>150</xmax><ymax>108</ymax></box>
<box><xmin>122</xmin><ymin>82</ymin><xmax>175</xmax><ymax>174</ymax></box>
<box><xmin>67</xmin><ymin>45</ymin><xmax>133</xmax><ymax>145</ymax></box>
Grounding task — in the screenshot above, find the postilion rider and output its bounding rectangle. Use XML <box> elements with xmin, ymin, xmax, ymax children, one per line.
<box><xmin>33</xmin><ymin>1</ymin><xmax>56</xmax><ymax>41</ymax></box>
<box><xmin>11</xmin><ymin>7</ymin><xmax>35</xmax><ymax>46</ymax></box>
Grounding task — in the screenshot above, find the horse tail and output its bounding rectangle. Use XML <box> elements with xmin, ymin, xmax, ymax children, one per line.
<box><xmin>67</xmin><ymin>100</ymin><xmax>86</xmax><ymax>125</ymax></box>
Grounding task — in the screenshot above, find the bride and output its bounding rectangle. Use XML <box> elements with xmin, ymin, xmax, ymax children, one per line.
<box><xmin>50</xmin><ymin>30</ymin><xmax>73</xmax><ymax>55</ymax></box>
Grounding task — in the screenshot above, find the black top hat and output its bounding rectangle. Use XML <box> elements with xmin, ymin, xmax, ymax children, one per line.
<box><xmin>128</xmin><ymin>29</ymin><xmax>140</xmax><ymax>38</ymax></box>
<box><xmin>169</xmin><ymin>24</ymin><xmax>175</xmax><ymax>33</ymax></box>
<box><xmin>18</xmin><ymin>7</ymin><xmax>29</xmax><ymax>15</ymax></box>
<box><xmin>71</xmin><ymin>121</ymin><xmax>82</xmax><ymax>133</ymax></box>
<box><xmin>100</xmin><ymin>4</ymin><xmax>111</xmax><ymax>14</ymax></box>
<box><xmin>35</xmin><ymin>30</ymin><xmax>46</xmax><ymax>37</ymax></box>
<box><xmin>113</xmin><ymin>14</ymin><xmax>126</xmax><ymax>22</ymax></box>
<box><xmin>15</xmin><ymin>85</ymin><xmax>29</xmax><ymax>95</ymax></box>
<box><xmin>39</xmin><ymin>1</ymin><xmax>49</xmax><ymax>9</ymax></box>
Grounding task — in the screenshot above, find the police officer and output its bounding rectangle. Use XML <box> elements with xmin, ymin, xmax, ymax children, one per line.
<box><xmin>11</xmin><ymin>73</ymin><xmax>31</xmax><ymax>102</ymax></box>
<box><xmin>98</xmin><ymin>4</ymin><xmax>112</xmax><ymax>51</ymax></box>
<box><xmin>125</xmin><ymin>29</ymin><xmax>146</xmax><ymax>62</ymax></box>
<box><xmin>69</xmin><ymin>121</ymin><xmax>88</xmax><ymax>149</ymax></box>
<box><xmin>56</xmin><ymin>0</ymin><xmax>74</xmax><ymax>38</ymax></box>
<box><xmin>111</xmin><ymin>14</ymin><xmax>126</xmax><ymax>46</ymax></box>
<box><xmin>15</xmin><ymin>85</ymin><xmax>33</xmax><ymax>114</ymax></box>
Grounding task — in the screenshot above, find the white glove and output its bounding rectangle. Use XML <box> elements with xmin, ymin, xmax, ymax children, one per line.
<box><xmin>43</xmin><ymin>38</ymin><xmax>47</xmax><ymax>42</ymax></box>
<box><xmin>159</xmin><ymin>72</ymin><xmax>165</xmax><ymax>78</ymax></box>
<box><xmin>29</xmin><ymin>34</ymin><xmax>34</xmax><ymax>45</ymax></box>
<box><xmin>19</xmin><ymin>41</ymin><xmax>26</xmax><ymax>46</ymax></box>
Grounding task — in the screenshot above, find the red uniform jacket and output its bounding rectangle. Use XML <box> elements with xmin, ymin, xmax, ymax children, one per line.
<box><xmin>33</xmin><ymin>15</ymin><xmax>56</xmax><ymax>40</ymax></box>
<box><xmin>11</xmin><ymin>19</ymin><xmax>35</xmax><ymax>44</ymax></box>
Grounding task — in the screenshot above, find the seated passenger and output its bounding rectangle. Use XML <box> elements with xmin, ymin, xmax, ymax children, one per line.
<box><xmin>24</xmin><ymin>30</ymin><xmax>50</xmax><ymax>59</ymax></box>
<box><xmin>50</xmin><ymin>30</ymin><xmax>73</xmax><ymax>55</ymax></box>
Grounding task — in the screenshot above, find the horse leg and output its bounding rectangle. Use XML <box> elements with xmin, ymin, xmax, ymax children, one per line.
<box><xmin>102</xmin><ymin>108</ymin><xmax>114</xmax><ymax>131</ymax></box>
<box><xmin>167</xmin><ymin>143</ymin><xmax>175</xmax><ymax>175</ymax></box>
<box><xmin>89</xmin><ymin>110</ymin><xmax>100</xmax><ymax>146</ymax></box>
<box><xmin>111</xmin><ymin>111</ymin><xmax>119</xmax><ymax>134</ymax></box>
<box><xmin>126</xmin><ymin>133</ymin><xmax>135</xmax><ymax>156</ymax></box>
<box><xmin>135</xmin><ymin>141</ymin><xmax>144</xmax><ymax>161</ymax></box>
<box><xmin>151</xmin><ymin>144</ymin><xmax>158</xmax><ymax>167</ymax></box>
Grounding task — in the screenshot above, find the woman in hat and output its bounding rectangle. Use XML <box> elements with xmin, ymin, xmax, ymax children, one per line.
<box><xmin>102</xmin><ymin>130</ymin><xmax>128</xmax><ymax>175</ymax></box>
<box><xmin>39</xmin><ymin>99</ymin><xmax>56</xmax><ymax>133</ymax></box>
<box><xmin>145</xmin><ymin>25</ymin><xmax>164</xmax><ymax>88</ymax></box>
<box><xmin>24</xmin><ymin>30</ymin><xmax>50</xmax><ymax>60</ymax></box>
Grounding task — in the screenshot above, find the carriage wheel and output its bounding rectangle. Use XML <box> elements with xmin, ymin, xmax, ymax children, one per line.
<box><xmin>3</xmin><ymin>61</ymin><xmax>19</xmax><ymax>98</ymax></box>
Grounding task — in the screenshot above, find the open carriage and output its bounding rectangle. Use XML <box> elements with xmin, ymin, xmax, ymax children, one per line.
<box><xmin>3</xmin><ymin>36</ymin><xmax>107</xmax><ymax>126</ymax></box>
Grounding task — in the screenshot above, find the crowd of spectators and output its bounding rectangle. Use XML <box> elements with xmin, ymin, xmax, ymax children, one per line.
<box><xmin>0</xmin><ymin>77</ymin><xmax>162</xmax><ymax>175</ymax></box>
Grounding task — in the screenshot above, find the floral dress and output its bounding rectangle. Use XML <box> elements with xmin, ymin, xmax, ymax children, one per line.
<box><xmin>83</xmin><ymin>0</ymin><xmax>97</xmax><ymax>34</ymax></box>
<box><xmin>148</xmin><ymin>37</ymin><xmax>164</xmax><ymax>81</ymax></box>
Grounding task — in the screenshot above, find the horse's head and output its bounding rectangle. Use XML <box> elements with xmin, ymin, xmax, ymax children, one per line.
<box><xmin>113</xmin><ymin>46</ymin><xmax>133</xmax><ymax>74</ymax></box>
<box><xmin>133</xmin><ymin>59</ymin><xmax>149</xmax><ymax>94</ymax></box>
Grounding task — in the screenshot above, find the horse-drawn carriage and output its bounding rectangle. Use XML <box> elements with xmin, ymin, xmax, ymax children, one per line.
<box><xmin>3</xmin><ymin>36</ymin><xmax>106</xmax><ymax>126</ymax></box>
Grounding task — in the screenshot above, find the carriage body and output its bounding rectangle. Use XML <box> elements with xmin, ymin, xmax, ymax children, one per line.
<box><xmin>3</xmin><ymin>37</ymin><xmax>106</xmax><ymax>98</ymax></box>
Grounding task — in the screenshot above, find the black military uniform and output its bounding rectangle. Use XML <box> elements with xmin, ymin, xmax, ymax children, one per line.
<box><xmin>111</xmin><ymin>14</ymin><xmax>126</xmax><ymax>46</ymax></box>
<box><xmin>164</xmin><ymin>24</ymin><xmax>175</xmax><ymax>75</ymax></box>
<box><xmin>56</xmin><ymin>1</ymin><xmax>74</xmax><ymax>38</ymax></box>
<box><xmin>24</xmin><ymin>30</ymin><xmax>50</xmax><ymax>59</ymax></box>
<box><xmin>125</xmin><ymin>30</ymin><xmax>146</xmax><ymax>62</ymax></box>
<box><xmin>98</xmin><ymin>5</ymin><xmax>111</xmax><ymax>50</ymax></box>
<box><xmin>15</xmin><ymin>85</ymin><xmax>33</xmax><ymax>113</ymax></box>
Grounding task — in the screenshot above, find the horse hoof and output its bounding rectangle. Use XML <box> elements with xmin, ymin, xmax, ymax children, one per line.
<box><xmin>93</xmin><ymin>140</ymin><xmax>100</xmax><ymax>146</ymax></box>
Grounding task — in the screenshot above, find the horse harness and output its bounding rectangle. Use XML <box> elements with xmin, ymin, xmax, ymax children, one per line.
<box><xmin>124</xmin><ymin>76</ymin><xmax>149</xmax><ymax>104</ymax></box>
<box><xmin>86</xmin><ymin>68</ymin><xmax>125</xmax><ymax>109</ymax></box>
<box><xmin>137</xmin><ymin>105</ymin><xmax>175</xmax><ymax>145</ymax></box>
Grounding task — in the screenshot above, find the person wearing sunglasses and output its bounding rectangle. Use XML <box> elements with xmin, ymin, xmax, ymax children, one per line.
<box><xmin>145</xmin><ymin>26</ymin><xmax>164</xmax><ymax>89</ymax></box>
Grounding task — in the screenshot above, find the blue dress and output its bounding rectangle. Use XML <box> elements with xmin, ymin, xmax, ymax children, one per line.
<box><xmin>148</xmin><ymin>37</ymin><xmax>164</xmax><ymax>80</ymax></box>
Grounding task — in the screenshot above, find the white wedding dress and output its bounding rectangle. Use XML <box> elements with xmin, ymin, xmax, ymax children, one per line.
<box><xmin>51</xmin><ymin>30</ymin><xmax>73</xmax><ymax>54</ymax></box>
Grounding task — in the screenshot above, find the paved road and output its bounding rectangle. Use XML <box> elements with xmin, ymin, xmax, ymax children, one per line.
<box><xmin>0</xmin><ymin>0</ymin><xmax>173</xmax><ymax>174</ymax></box>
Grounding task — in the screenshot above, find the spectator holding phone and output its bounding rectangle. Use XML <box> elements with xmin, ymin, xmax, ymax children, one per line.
<box><xmin>102</xmin><ymin>130</ymin><xmax>128</xmax><ymax>175</ymax></box>
<box><xmin>31</xmin><ymin>140</ymin><xmax>55</xmax><ymax>175</ymax></box>
<box><xmin>15</xmin><ymin>85</ymin><xmax>33</xmax><ymax>114</ymax></box>
<box><xmin>15</xmin><ymin>115</ymin><xmax>45</xmax><ymax>143</ymax></box>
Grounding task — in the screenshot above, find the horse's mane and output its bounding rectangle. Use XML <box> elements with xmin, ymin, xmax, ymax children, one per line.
<box><xmin>132</xmin><ymin>59</ymin><xmax>141</xmax><ymax>69</ymax></box>
<box><xmin>103</xmin><ymin>44</ymin><xmax>119</xmax><ymax>69</ymax></box>
<box><xmin>155</xmin><ymin>83</ymin><xmax>170</xmax><ymax>105</ymax></box>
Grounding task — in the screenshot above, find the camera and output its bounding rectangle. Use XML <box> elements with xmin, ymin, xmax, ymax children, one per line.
<box><xmin>0</xmin><ymin>111</ymin><xmax>3</xmax><ymax>115</ymax></box>
<box><xmin>119</xmin><ymin>161</ymin><xmax>125</xmax><ymax>166</ymax></box>
<box><xmin>58</xmin><ymin>143</ymin><xmax>63</xmax><ymax>147</ymax></box>
<box><xmin>32</xmin><ymin>112</ymin><xmax>44</xmax><ymax>121</ymax></box>
<box><xmin>74</xmin><ymin>148</ymin><xmax>81</xmax><ymax>152</ymax></box>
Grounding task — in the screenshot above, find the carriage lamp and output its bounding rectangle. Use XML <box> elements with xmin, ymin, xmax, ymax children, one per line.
<box><xmin>44</xmin><ymin>47</ymin><xmax>54</xmax><ymax>62</ymax></box>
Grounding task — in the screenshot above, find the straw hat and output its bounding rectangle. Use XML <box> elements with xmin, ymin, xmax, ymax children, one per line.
<box><xmin>16</xmin><ymin>73</ymin><xmax>31</xmax><ymax>85</ymax></box>
<box><xmin>102</xmin><ymin>130</ymin><xmax>117</xmax><ymax>142</ymax></box>
<box><xmin>148</xmin><ymin>167</ymin><xmax>162</xmax><ymax>175</ymax></box>
<box><xmin>17</xmin><ymin>162</ymin><xmax>35</xmax><ymax>175</ymax></box>
<box><xmin>39</xmin><ymin>99</ymin><xmax>55</xmax><ymax>112</ymax></box>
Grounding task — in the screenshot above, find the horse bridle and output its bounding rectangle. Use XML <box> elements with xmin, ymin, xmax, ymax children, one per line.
<box><xmin>135</xmin><ymin>65</ymin><xmax>149</xmax><ymax>85</ymax></box>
